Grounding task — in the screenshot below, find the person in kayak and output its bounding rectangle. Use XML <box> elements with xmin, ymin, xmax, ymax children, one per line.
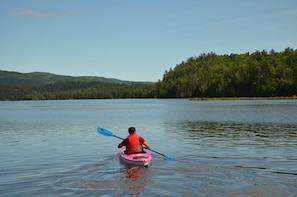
<box><xmin>118</xmin><ymin>127</ymin><xmax>150</xmax><ymax>154</ymax></box>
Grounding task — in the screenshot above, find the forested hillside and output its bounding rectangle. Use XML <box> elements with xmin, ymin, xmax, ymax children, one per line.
<box><xmin>0</xmin><ymin>81</ymin><xmax>155</xmax><ymax>100</ymax></box>
<box><xmin>0</xmin><ymin>70</ymin><xmax>147</xmax><ymax>86</ymax></box>
<box><xmin>0</xmin><ymin>70</ymin><xmax>155</xmax><ymax>100</ymax></box>
<box><xmin>155</xmin><ymin>48</ymin><xmax>297</xmax><ymax>98</ymax></box>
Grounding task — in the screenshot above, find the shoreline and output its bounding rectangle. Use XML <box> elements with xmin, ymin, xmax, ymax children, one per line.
<box><xmin>189</xmin><ymin>96</ymin><xmax>297</xmax><ymax>101</ymax></box>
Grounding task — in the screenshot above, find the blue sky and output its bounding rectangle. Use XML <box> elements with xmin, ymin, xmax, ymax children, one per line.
<box><xmin>1</xmin><ymin>0</ymin><xmax>297</xmax><ymax>82</ymax></box>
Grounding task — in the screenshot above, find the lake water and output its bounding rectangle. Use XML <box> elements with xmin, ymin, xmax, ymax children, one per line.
<box><xmin>0</xmin><ymin>99</ymin><xmax>297</xmax><ymax>196</ymax></box>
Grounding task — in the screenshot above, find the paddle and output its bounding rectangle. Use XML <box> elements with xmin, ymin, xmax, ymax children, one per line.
<box><xmin>97</xmin><ymin>127</ymin><xmax>176</xmax><ymax>160</ymax></box>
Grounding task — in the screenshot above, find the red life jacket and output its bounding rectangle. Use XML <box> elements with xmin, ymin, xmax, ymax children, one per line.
<box><xmin>126</xmin><ymin>133</ymin><xmax>143</xmax><ymax>153</ymax></box>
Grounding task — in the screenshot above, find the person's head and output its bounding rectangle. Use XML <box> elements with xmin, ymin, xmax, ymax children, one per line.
<box><xmin>128</xmin><ymin>127</ymin><xmax>136</xmax><ymax>134</ymax></box>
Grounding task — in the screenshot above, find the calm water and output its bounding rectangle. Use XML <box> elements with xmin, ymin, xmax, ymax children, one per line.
<box><xmin>0</xmin><ymin>99</ymin><xmax>297</xmax><ymax>196</ymax></box>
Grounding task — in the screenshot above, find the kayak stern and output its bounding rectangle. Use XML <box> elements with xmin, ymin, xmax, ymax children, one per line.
<box><xmin>119</xmin><ymin>147</ymin><xmax>152</xmax><ymax>167</ymax></box>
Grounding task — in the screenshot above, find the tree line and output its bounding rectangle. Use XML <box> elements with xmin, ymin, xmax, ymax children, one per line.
<box><xmin>0</xmin><ymin>48</ymin><xmax>296</xmax><ymax>100</ymax></box>
<box><xmin>156</xmin><ymin>47</ymin><xmax>297</xmax><ymax>98</ymax></box>
<box><xmin>0</xmin><ymin>81</ymin><xmax>155</xmax><ymax>100</ymax></box>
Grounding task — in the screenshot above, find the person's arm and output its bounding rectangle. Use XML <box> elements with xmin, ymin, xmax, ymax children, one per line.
<box><xmin>118</xmin><ymin>138</ymin><xmax>128</xmax><ymax>148</ymax></box>
<box><xmin>118</xmin><ymin>142</ymin><xmax>123</xmax><ymax>148</ymax></box>
<box><xmin>143</xmin><ymin>141</ymin><xmax>150</xmax><ymax>149</ymax></box>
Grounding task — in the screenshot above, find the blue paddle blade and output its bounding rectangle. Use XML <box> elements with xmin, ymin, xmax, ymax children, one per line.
<box><xmin>97</xmin><ymin>127</ymin><xmax>114</xmax><ymax>137</ymax></box>
<box><xmin>148</xmin><ymin>149</ymin><xmax>176</xmax><ymax>160</ymax></box>
<box><xmin>165</xmin><ymin>154</ymin><xmax>176</xmax><ymax>160</ymax></box>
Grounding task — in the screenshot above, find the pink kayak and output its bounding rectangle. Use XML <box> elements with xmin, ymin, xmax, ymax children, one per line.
<box><xmin>119</xmin><ymin>147</ymin><xmax>152</xmax><ymax>167</ymax></box>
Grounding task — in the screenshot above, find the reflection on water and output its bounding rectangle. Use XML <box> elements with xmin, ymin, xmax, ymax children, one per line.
<box><xmin>172</xmin><ymin>120</ymin><xmax>297</xmax><ymax>141</ymax></box>
<box><xmin>123</xmin><ymin>166</ymin><xmax>152</xmax><ymax>197</ymax></box>
<box><xmin>167</xmin><ymin>120</ymin><xmax>297</xmax><ymax>175</ymax></box>
<box><xmin>51</xmin><ymin>155</ymin><xmax>152</xmax><ymax>197</ymax></box>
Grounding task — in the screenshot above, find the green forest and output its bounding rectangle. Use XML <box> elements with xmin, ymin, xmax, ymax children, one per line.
<box><xmin>156</xmin><ymin>47</ymin><xmax>297</xmax><ymax>98</ymax></box>
<box><xmin>0</xmin><ymin>81</ymin><xmax>155</xmax><ymax>100</ymax></box>
<box><xmin>1</xmin><ymin>47</ymin><xmax>296</xmax><ymax>100</ymax></box>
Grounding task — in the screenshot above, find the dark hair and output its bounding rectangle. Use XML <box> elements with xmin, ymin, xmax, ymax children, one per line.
<box><xmin>128</xmin><ymin>127</ymin><xmax>136</xmax><ymax>134</ymax></box>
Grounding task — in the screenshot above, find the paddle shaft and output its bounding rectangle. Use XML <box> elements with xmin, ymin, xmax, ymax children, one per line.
<box><xmin>114</xmin><ymin>135</ymin><xmax>124</xmax><ymax>140</ymax></box>
<box><xmin>146</xmin><ymin>149</ymin><xmax>166</xmax><ymax>157</ymax></box>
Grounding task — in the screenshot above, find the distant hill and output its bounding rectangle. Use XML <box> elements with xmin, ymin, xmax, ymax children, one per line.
<box><xmin>0</xmin><ymin>70</ymin><xmax>154</xmax><ymax>86</ymax></box>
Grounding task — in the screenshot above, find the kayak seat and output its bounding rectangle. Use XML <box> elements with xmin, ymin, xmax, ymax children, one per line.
<box><xmin>132</xmin><ymin>155</ymin><xmax>148</xmax><ymax>159</ymax></box>
<box><xmin>124</xmin><ymin>151</ymin><xmax>147</xmax><ymax>155</ymax></box>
